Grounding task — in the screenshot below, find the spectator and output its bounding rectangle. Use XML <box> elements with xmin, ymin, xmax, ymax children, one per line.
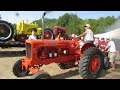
<box><xmin>94</xmin><ymin>37</ymin><xmax>100</xmax><ymax>48</ymax></box>
<box><xmin>28</xmin><ymin>29</ymin><xmax>37</xmax><ymax>40</ymax></box>
<box><xmin>99</xmin><ymin>37</ymin><xmax>107</xmax><ymax>51</ymax></box>
<box><xmin>105</xmin><ymin>38</ymin><xmax>117</xmax><ymax>71</ymax></box>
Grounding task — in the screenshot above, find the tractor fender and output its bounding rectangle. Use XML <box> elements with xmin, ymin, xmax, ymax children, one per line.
<box><xmin>53</xmin><ymin>26</ymin><xmax>66</xmax><ymax>36</ymax></box>
<box><xmin>81</xmin><ymin>42</ymin><xmax>96</xmax><ymax>54</ymax></box>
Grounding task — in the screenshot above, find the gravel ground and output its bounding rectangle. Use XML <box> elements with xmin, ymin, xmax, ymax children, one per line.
<box><xmin>0</xmin><ymin>47</ymin><xmax>120</xmax><ymax>79</ymax></box>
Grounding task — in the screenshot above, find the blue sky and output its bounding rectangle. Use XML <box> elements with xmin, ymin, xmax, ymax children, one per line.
<box><xmin>0</xmin><ymin>11</ymin><xmax>120</xmax><ymax>24</ymax></box>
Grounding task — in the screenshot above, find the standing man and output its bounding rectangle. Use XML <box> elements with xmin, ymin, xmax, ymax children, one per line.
<box><xmin>28</xmin><ymin>29</ymin><xmax>37</xmax><ymax>40</ymax></box>
<box><xmin>76</xmin><ymin>24</ymin><xmax>94</xmax><ymax>43</ymax></box>
<box><xmin>105</xmin><ymin>38</ymin><xmax>117</xmax><ymax>71</ymax></box>
<box><xmin>94</xmin><ymin>37</ymin><xmax>100</xmax><ymax>48</ymax></box>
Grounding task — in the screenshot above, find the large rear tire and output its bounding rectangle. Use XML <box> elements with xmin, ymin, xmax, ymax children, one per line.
<box><xmin>78</xmin><ymin>47</ymin><xmax>104</xmax><ymax>79</ymax></box>
<box><xmin>0</xmin><ymin>20</ymin><xmax>14</xmax><ymax>41</ymax></box>
<box><xmin>42</xmin><ymin>28</ymin><xmax>55</xmax><ymax>40</ymax></box>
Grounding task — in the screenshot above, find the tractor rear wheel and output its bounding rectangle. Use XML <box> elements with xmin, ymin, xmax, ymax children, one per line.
<box><xmin>13</xmin><ymin>58</ymin><xmax>29</xmax><ymax>77</ymax></box>
<box><xmin>42</xmin><ymin>29</ymin><xmax>55</xmax><ymax>40</ymax></box>
<box><xmin>30</xmin><ymin>72</ymin><xmax>51</xmax><ymax>79</ymax></box>
<box><xmin>17</xmin><ymin>34</ymin><xmax>28</xmax><ymax>43</ymax></box>
<box><xmin>78</xmin><ymin>47</ymin><xmax>104</xmax><ymax>79</ymax></box>
<box><xmin>0</xmin><ymin>20</ymin><xmax>14</xmax><ymax>41</ymax></box>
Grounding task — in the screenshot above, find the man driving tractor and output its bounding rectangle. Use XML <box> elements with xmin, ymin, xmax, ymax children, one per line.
<box><xmin>75</xmin><ymin>24</ymin><xmax>94</xmax><ymax>44</ymax></box>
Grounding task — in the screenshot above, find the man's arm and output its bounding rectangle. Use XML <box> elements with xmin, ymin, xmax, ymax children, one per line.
<box><xmin>78</xmin><ymin>30</ymin><xmax>87</xmax><ymax>38</ymax></box>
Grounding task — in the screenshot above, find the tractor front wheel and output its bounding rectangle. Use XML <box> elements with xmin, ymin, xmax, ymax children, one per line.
<box><xmin>79</xmin><ymin>47</ymin><xmax>104</xmax><ymax>79</ymax></box>
<box><xmin>12</xmin><ymin>58</ymin><xmax>29</xmax><ymax>77</ymax></box>
<box><xmin>30</xmin><ymin>72</ymin><xmax>51</xmax><ymax>79</ymax></box>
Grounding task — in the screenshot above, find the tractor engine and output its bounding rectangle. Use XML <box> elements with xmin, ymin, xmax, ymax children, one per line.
<box><xmin>20</xmin><ymin>37</ymin><xmax>82</xmax><ymax>74</ymax></box>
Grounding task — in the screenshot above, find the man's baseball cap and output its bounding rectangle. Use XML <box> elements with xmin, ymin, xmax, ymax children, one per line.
<box><xmin>84</xmin><ymin>24</ymin><xmax>90</xmax><ymax>27</ymax></box>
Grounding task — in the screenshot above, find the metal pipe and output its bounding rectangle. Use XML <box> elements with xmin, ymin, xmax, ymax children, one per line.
<box><xmin>41</xmin><ymin>12</ymin><xmax>46</xmax><ymax>40</ymax></box>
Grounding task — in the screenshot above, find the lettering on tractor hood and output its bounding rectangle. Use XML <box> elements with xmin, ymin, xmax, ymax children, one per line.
<box><xmin>44</xmin><ymin>42</ymin><xmax>58</xmax><ymax>45</ymax></box>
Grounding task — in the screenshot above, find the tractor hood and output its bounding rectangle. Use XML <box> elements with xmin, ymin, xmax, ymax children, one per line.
<box><xmin>25</xmin><ymin>39</ymin><xmax>74</xmax><ymax>48</ymax></box>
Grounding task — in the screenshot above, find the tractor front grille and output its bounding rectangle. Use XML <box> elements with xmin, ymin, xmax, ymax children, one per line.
<box><xmin>26</xmin><ymin>43</ymin><xmax>31</xmax><ymax>58</ymax></box>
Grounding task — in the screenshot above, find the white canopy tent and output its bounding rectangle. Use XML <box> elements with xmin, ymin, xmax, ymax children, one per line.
<box><xmin>94</xmin><ymin>28</ymin><xmax>120</xmax><ymax>51</ymax></box>
<box><xmin>94</xmin><ymin>28</ymin><xmax>120</xmax><ymax>39</ymax></box>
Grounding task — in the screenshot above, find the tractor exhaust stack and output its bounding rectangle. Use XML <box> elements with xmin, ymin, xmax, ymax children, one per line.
<box><xmin>41</xmin><ymin>11</ymin><xmax>46</xmax><ymax>40</ymax></box>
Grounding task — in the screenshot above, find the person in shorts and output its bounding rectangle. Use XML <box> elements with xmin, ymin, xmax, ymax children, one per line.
<box><xmin>105</xmin><ymin>38</ymin><xmax>117</xmax><ymax>71</ymax></box>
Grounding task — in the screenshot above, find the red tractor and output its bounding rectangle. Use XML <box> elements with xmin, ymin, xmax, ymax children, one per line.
<box><xmin>12</xmin><ymin>12</ymin><xmax>109</xmax><ymax>79</ymax></box>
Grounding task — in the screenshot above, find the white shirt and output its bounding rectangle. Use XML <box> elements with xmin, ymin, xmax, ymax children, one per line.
<box><xmin>108</xmin><ymin>41</ymin><xmax>116</xmax><ymax>52</ymax></box>
<box><xmin>28</xmin><ymin>35</ymin><xmax>37</xmax><ymax>40</ymax></box>
<box><xmin>84</xmin><ymin>29</ymin><xmax>94</xmax><ymax>41</ymax></box>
